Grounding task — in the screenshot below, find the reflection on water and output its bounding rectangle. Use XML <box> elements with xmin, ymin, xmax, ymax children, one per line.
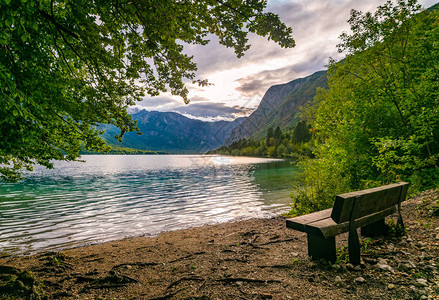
<box><xmin>0</xmin><ymin>155</ymin><xmax>299</xmax><ymax>256</ymax></box>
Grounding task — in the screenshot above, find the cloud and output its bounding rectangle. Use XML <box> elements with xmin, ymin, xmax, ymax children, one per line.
<box><xmin>235</xmin><ymin>66</ymin><xmax>297</xmax><ymax>97</ymax></box>
<box><xmin>132</xmin><ymin>96</ymin><xmax>255</xmax><ymax>121</ymax></box>
<box><xmin>136</xmin><ymin>96</ymin><xmax>180</xmax><ymax>109</ymax></box>
<box><xmin>173</xmin><ymin>102</ymin><xmax>254</xmax><ymax>120</ymax></box>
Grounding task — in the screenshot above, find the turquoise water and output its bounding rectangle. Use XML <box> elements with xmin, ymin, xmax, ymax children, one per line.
<box><xmin>0</xmin><ymin>155</ymin><xmax>299</xmax><ymax>256</ymax></box>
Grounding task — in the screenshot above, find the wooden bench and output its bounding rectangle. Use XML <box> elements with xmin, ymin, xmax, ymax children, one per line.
<box><xmin>286</xmin><ymin>182</ymin><xmax>409</xmax><ymax>265</ymax></box>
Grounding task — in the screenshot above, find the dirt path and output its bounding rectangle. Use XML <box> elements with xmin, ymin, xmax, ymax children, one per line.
<box><xmin>1</xmin><ymin>190</ymin><xmax>438</xmax><ymax>299</ymax></box>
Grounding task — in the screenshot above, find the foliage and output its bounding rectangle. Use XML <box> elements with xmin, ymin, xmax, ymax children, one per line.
<box><xmin>289</xmin><ymin>0</ymin><xmax>439</xmax><ymax>215</ymax></box>
<box><xmin>386</xmin><ymin>219</ymin><xmax>406</xmax><ymax>237</ymax></box>
<box><xmin>211</xmin><ymin>122</ymin><xmax>313</xmax><ymax>159</ymax></box>
<box><xmin>80</xmin><ymin>146</ymin><xmax>167</xmax><ymax>155</ymax></box>
<box><xmin>0</xmin><ymin>265</ymin><xmax>47</xmax><ymax>299</ymax></box>
<box><xmin>335</xmin><ymin>238</ymin><xmax>374</xmax><ymax>264</ymax></box>
<box><xmin>0</xmin><ymin>0</ymin><xmax>294</xmax><ymax>182</ymax></box>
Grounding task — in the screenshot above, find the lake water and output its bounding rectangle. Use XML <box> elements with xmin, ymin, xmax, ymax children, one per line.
<box><xmin>0</xmin><ymin>155</ymin><xmax>299</xmax><ymax>256</ymax></box>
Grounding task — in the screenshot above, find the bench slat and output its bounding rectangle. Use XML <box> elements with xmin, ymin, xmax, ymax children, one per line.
<box><xmin>331</xmin><ymin>182</ymin><xmax>408</xmax><ymax>223</ymax></box>
<box><xmin>285</xmin><ymin>208</ymin><xmax>332</xmax><ymax>232</ymax></box>
<box><xmin>306</xmin><ymin>206</ymin><xmax>396</xmax><ymax>239</ymax></box>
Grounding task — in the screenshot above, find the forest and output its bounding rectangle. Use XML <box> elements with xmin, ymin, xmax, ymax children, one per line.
<box><xmin>210</xmin><ymin>121</ymin><xmax>313</xmax><ymax>159</ymax></box>
<box><xmin>215</xmin><ymin>0</ymin><xmax>439</xmax><ymax>216</ymax></box>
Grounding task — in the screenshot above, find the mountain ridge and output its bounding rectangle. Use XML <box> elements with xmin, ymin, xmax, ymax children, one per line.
<box><xmin>224</xmin><ymin>70</ymin><xmax>328</xmax><ymax>145</ymax></box>
<box><xmin>100</xmin><ymin>110</ymin><xmax>245</xmax><ymax>153</ymax></box>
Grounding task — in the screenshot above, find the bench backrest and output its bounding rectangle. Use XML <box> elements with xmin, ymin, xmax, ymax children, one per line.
<box><xmin>331</xmin><ymin>182</ymin><xmax>409</xmax><ymax>224</ymax></box>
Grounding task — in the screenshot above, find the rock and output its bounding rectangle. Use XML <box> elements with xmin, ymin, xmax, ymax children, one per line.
<box><xmin>354</xmin><ymin>277</ymin><xmax>366</xmax><ymax>284</ymax></box>
<box><xmin>420</xmin><ymin>296</ymin><xmax>428</xmax><ymax>300</ymax></box>
<box><xmin>363</xmin><ymin>257</ymin><xmax>377</xmax><ymax>265</ymax></box>
<box><xmin>334</xmin><ymin>276</ymin><xmax>343</xmax><ymax>286</ymax></box>
<box><xmin>346</xmin><ymin>263</ymin><xmax>362</xmax><ymax>271</ymax></box>
<box><xmin>387</xmin><ymin>283</ymin><xmax>395</xmax><ymax>290</ymax></box>
<box><xmin>378</xmin><ymin>258</ymin><xmax>388</xmax><ymax>265</ymax></box>
<box><xmin>405</xmin><ymin>261</ymin><xmax>416</xmax><ymax>269</ymax></box>
<box><xmin>418</xmin><ymin>287</ymin><xmax>429</xmax><ymax>296</ymax></box>
<box><xmin>332</xmin><ymin>264</ymin><xmax>341</xmax><ymax>271</ymax></box>
<box><xmin>377</xmin><ymin>263</ymin><xmax>394</xmax><ymax>273</ymax></box>
<box><xmin>398</xmin><ymin>263</ymin><xmax>408</xmax><ymax>272</ymax></box>
<box><xmin>416</xmin><ymin>241</ymin><xmax>426</xmax><ymax>248</ymax></box>
<box><xmin>436</xmin><ymin>233</ymin><xmax>439</xmax><ymax>240</ymax></box>
<box><xmin>415</xmin><ymin>278</ymin><xmax>428</xmax><ymax>287</ymax></box>
<box><xmin>406</xmin><ymin>237</ymin><xmax>413</xmax><ymax>243</ymax></box>
<box><xmin>291</xmin><ymin>252</ymin><xmax>299</xmax><ymax>257</ymax></box>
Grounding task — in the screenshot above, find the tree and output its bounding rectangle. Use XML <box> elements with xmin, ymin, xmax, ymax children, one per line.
<box><xmin>273</xmin><ymin>126</ymin><xmax>281</xmax><ymax>139</ymax></box>
<box><xmin>290</xmin><ymin>0</ymin><xmax>439</xmax><ymax>215</ymax></box>
<box><xmin>292</xmin><ymin>121</ymin><xmax>310</xmax><ymax>144</ymax></box>
<box><xmin>265</xmin><ymin>127</ymin><xmax>274</xmax><ymax>146</ymax></box>
<box><xmin>0</xmin><ymin>0</ymin><xmax>295</xmax><ymax>182</ymax></box>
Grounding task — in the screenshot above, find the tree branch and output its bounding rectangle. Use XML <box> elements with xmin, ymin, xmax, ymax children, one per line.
<box><xmin>37</xmin><ymin>9</ymin><xmax>79</xmax><ymax>40</ymax></box>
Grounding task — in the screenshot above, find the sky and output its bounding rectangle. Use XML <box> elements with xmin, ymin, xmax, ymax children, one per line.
<box><xmin>131</xmin><ymin>0</ymin><xmax>437</xmax><ymax>121</ymax></box>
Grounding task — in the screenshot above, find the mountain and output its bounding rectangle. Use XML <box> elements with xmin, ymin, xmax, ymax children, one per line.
<box><xmin>100</xmin><ymin>110</ymin><xmax>245</xmax><ymax>153</ymax></box>
<box><xmin>224</xmin><ymin>70</ymin><xmax>328</xmax><ymax>145</ymax></box>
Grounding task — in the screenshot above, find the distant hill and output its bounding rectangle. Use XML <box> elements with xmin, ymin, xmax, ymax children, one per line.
<box><xmin>224</xmin><ymin>70</ymin><xmax>327</xmax><ymax>145</ymax></box>
<box><xmin>100</xmin><ymin>110</ymin><xmax>245</xmax><ymax>153</ymax></box>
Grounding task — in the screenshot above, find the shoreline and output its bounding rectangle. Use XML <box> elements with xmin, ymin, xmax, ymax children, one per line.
<box><xmin>2</xmin><ymin>210</ymin><xmax>286</xmax><ymax>259</ymax></box>
<box><xmin>1</xmin><ymin>190</ymin><xmax>438</xmax><ymax>299</ymax></box>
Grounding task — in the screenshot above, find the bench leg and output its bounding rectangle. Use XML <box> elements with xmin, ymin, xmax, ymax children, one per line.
<box><xmin>348</xmin><ymin>227</ymin><xmax>361</xmax><ymax>265</ymax></box>
<box><xmin>307</xmin><ymin>234</ymin><xmax>336</xmax><ymax>262</ymax></box>
<box><xmin>361</xmin><ymin>219</ymin><xmax>387</xmax><ymax>237</ymax></box>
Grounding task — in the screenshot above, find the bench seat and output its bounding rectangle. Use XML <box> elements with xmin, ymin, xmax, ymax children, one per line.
<box><xmin>286</xmin><ymin>206</ymin><xmax>396</xmax><ymax>239</ymax></box>
<box><xmin>286</xmin><ymin>182</ymin><xmax>409</xmax><ymax>264</ymax></box>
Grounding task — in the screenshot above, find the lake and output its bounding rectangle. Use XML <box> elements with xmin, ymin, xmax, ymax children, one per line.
<box><xmin>0</xmin><ymin>155</ymin><xmax>299</xmax><ymax>256</ymax></box>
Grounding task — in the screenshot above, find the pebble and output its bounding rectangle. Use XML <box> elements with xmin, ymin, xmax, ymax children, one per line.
<box><xmin>377</xmin><ymin>263</ymin><xmax>394</xmax><ymax>273</ymax></box>
<box><xmin>378</xmin><ymin>258</ymin><xmax>388</xmax><ymax>265</ymax></box>
<box><xmin>363</xmin><ymin>257</ymin><xmax>377</xmax><ymax>265</ymax></box>
<box><xmin>388</xmin><ymin>283</ymin><xmax>395</xmax><ymax>290</ymax></box>
<box><xmin>291</xmin><ymin>252</ymin><xmax>299</xmax><ymax>257</ymax></box>
<box><xmin>334</xmin><ymin>276</ymin><xmax>343</xmax><ymax>286</ymax></box>
<box><xmin>346</xmin><ymin>263</ymin><xmax>361</xmax><ymax>271</ymax></box>
<box><xmin>415</xmin><ymin>278</ymin><xmax>428</xmax><ymax>287</ymax></box>
<box><xmin>416</xmin><ymin>241</ymin><xmax>426</xmax><ymax>248</ymax></box>
<box><xmin>436</xmin><ymin>233</ymin><xmax>439</xmax><ymax>240</ymax></box>
<box><xmin>406</xmin><ymin>261</ymin><xmax>416</xmax><ymax>269</ymax></box>
<box><xmin>354</xmin><ymin>277</ymin><xmax>366</xmax><ymax>284</ymax></box>
<box><xmin>406</xmin><ymin>237</ymin><xmax>413</xmax><ymax>243</ymax></box>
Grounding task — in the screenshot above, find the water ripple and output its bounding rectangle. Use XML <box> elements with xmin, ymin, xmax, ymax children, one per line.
<box><xmin>0</xmin><ymin>155</ymin><xmax>298</xmax><ymax>256</ymax></box>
